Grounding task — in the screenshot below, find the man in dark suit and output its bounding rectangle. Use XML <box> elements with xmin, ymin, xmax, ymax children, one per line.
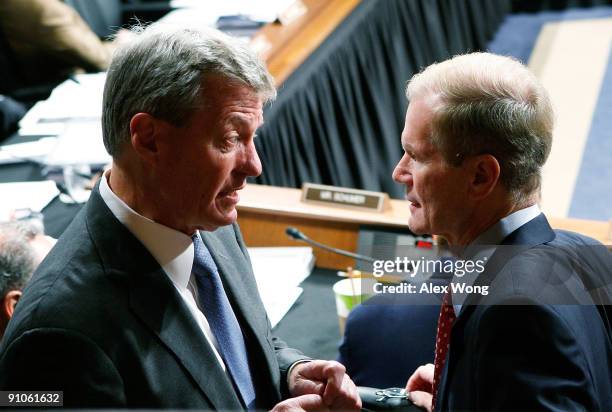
<box><xmin>0</xmin><ymin>23</ymin><xmax>360</xmax><ymax>410</ymax></box>
<box><xmin>392</xmin><ymin>52</ymin><xmax>612</xmax><ymax>411</ymax></box>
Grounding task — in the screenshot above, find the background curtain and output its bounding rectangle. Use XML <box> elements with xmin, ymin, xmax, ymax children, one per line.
<box><xmin>253</xmin><ymin>0</ymin><xmax>510</xmax><ymax>198</ymax></box>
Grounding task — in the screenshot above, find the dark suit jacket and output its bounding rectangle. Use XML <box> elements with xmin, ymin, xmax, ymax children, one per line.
<box><xmin>0</xmin><ymin>186</ymin><xmax>308</xmax><ymax>409</ymax></box>
<box><xmin>436</xmin><ymin>214</ymin><xmax>612</xmax><ymax>411</ymax></box>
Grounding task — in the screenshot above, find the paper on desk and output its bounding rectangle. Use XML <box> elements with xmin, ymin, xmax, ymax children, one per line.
<box><xmin>18</xmin><ymin>102</ymin><xmax>66</xmax><ymax>136</ymax></box>
<box><xmin>43</xmin><ymin>73</ymin><xmax>105</xmax><ymax>122</ymax></box>
<box><xmin>0</xmin><ymin>137</ymin><xmax>58</xmax><ymax>165</ymax></box>
<box><xmin>249</xmin><ymin>246</ymin><xmax>315</xmax><ymax>286</ymax></box>
<box><xmin>168</xmin><ymin>0</ymin><xmax>294</xmax><ymax>24</ymax></box>
<box><xmin>247</xmin><ymin>246</ymin><xmax>315</xmax><ymax>327</ymax></box>
<box><xmin>18</xmin><ymin>73</ymin><xmax>105</xmax><ymax>136</ymax></box>
<box><xmin>158</xmin><ymin>6</ymin><xmax>219</xmax><ymax>28</ymax></box>
<box><xmin>44</xmin><ymin>121</ymin><xmax>110</xmax><ymax>166</ymax></box>
<box><xmin>0</xmin><ymin>181</ymin><xmax>59</xmax><ymax>221</ymax></box>
<box><xmin>260</xmin><ymin>286</ymin><xmax>303</xmax><ymax>328</ymax></box>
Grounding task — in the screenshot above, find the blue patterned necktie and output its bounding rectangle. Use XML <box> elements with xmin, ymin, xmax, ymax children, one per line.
<box><xmin>191</xmin><ymin>234</ymin><xmax>256</xmax><ymax>409</ymax></box>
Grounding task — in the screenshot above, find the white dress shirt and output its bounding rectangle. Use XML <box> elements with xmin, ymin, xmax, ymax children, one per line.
<box><xmin>99</xmin><ymin>171</ymin><xmax>227</xmax><ymax>372</ymax></box>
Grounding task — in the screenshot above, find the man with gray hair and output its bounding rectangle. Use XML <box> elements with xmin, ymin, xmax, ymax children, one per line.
<box><xmin>0</xmin><ymin>24</ymin><xmax>360</xmax><ymax>410</ymax></box>
<box><xmin>393</xmin><ymin>53</ymin><xmax>611</xmax><ymax>411</ymax></box>
<box><xmin>0</xmin><ymin>221</ymin><xmax>54</xmax><ymax>341</ymax></box>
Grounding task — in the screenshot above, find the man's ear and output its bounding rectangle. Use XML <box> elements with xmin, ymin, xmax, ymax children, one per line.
<box><xmin>468</xmin><ymin>154</ymin><xmax>501</xmax><ymax>200</ymax></box>
<box><xmin>129</xmin><ymin>113</ymin><xmax>163</xmax><ymax>163</ymax></box>
<box><xmin>2</xmin><ymin>290</ymin><xmax>22</xmax><ymax>319</ymax></box>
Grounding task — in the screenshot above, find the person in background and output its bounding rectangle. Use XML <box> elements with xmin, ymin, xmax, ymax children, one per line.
<box><xmin>0</xmin><ymin>221</ymin><xmax>54</xmax><ymax>340</ymax></box>
<box><xmin>0</xmin><ymin>0</ymin><xmax>133</xmax><ymax>85</ymax></box>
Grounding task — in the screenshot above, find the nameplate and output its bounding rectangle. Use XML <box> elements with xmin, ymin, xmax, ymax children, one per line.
<box><xmin>301</xmin><ymin>183</ymin><xmax>388</xmax><ymax>212</ymax></box>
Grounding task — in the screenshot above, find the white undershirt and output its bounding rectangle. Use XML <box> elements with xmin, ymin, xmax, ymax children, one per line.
<box><xmin>99</xmin><ymin>171</ymin><xmax>227</xmax><ymax>372</ymax></box>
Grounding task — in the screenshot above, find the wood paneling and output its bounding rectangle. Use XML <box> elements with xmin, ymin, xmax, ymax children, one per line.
<box><xmin>238</xmin><ymin>211</ymin><xmax>359</xmax><ymax>269</ymax></box>
<box><xmin>252</xmin><ymin>0</ymin><xmax>361</xmax><ymax>85</ymax></box>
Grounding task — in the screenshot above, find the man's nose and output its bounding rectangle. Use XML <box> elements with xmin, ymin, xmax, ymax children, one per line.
<box><xmin>392</xmin><ymin>155</ymin><xmax>412</xmax><ymax>185</ymax></box>
<box><xmin>242</xmin><ymin>140</ymin><xmax>262</xmax><ymax>177</ymax></box>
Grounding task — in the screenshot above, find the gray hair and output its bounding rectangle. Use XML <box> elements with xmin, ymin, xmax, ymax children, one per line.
<box><xmin>0</xmin><ymin>222</ymin><xmax>40</xmax><ymax>297</ymax></box>
<box><xmin>406</xmin><ymin>52</ymin><xmax>554</xmax><ymax>203</ymax></box>
<box><xmin>102</xmin><ymin>23</ymin><xmax>276</xmax><ymax>157</ymax></box>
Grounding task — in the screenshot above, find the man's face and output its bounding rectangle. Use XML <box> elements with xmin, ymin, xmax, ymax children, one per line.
<box><xmin>154</xmin><ymin>79</ymin><xmax>263</xmax><ymax>233</ymax></box>
<box><xmin>392</xmin><ymin>96</ymin><xmax>470</xmax><ymax>239</ymax></box>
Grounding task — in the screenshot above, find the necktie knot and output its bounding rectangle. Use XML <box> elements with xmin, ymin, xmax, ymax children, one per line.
<box><xmin>192</xmin><ymin>234</ymin><xmax>217</xmax><ymax>278</ymax></box>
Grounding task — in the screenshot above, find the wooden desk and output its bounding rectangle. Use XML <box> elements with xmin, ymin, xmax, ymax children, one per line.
<box><xmin>548</xmin><ymin>216</ymin><xmax>612</xmax><ymax>247</ymax></box>
<box><xmin>237</xmin><ymin>184</ymin><xmax>612</xmax><ymax>269</ymax></box>
<box><xmin>237</xmin><ymin>184</ymin><xmax>408</xmax><ymax>269</ymax></box>
<box><xmin>251</xmin><ymin>0</ymin><xmax>361</xmax><ymax>85</ymax></box>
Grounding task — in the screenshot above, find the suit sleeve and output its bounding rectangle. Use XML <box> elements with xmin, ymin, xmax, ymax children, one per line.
<box><xmin>231</xmin><ymin>223</ymin><xmax>311</xmax><ymax>395</ymax></box>
<box><xmin>0</xmin><ymin>328</ymin><xmax>126</xmax><ymax>407</ymax></box>
<box><xmin>473</xmin><ymin>302</ymin><xmax>598</xmax><ymax>411</ymax></box>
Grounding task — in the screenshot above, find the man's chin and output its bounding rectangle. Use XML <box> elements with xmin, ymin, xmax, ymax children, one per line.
<box><xmin>408</xmin><ymin>219</ymin><xmax>428</xmax><ymax>235</ymax></box>
<box><xmin>215</xmin><ymin>207</ymin><xmax>238</xmax><ymax>226</ymax></box>
<box><xmin>197</xmin><ymin>208</ymin><xmax>237</xmax><ymax>232</ymax></box>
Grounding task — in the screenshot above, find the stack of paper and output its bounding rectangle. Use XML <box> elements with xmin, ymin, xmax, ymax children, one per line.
<box><xmin>0</xmin><ymin>137</ymin><xmax>58</xmax><ymax>165</ymax></box>
<box><xmin>0</xmin><ymin>181</ymin><xmax>59</xmax><ymax>221</ymax></box>
<box><xmin>19</xmin><ymin>73</ymin><xmax>106</xmax><ymax>137</ymax></box>
<box><xmin>12</xmin><ymin>73</ymin><xmax>110</xmax><ymax>170</ymax></box>
<box><xmin>168</xmin><ymin>0</ymin><xmax>295</xmax><ymax>24</ymax></box>
<box><xmin>44</xmin><ymin>121</ymin><xmax>110</xmax><ymax>167</ymax></box>
<box><xmin>247</xmin><ymin>246</ymin><xmax>315</xmax><ymax>327</ymax></box>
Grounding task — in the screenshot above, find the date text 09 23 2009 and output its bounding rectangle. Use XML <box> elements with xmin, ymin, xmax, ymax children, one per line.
<box><xmin>0</xmin><ymin>391</ymin><xmax>63</xmax><ymax>407</ymax></box>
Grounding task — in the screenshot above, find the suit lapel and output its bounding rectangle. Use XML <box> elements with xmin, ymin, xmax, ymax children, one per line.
<box><xmin>127</xmin><ymin>269</ymin><xmax>242</xmax><ymax>410</ymax></box>
<box><xmin>438</xmin><ymin>213</ymin><xmax>556</xmax><ymax>409</ymax></box>
<box><xmin>85</xmin><ymin>185</ymin><xmax>242</xmax><ymax>410</ymax></box>
<box><xmin>200</xmin><ymin>230</ymin><xmax>260</xmax><ymax>329</ymax></box>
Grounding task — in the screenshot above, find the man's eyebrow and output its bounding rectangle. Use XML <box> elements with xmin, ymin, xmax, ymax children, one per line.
<box><xmin>227</xmin><ymin>114</ymin><xmax>249</xmax><ymax>125</ymax></box>
<box><xmin>403</xmin><ymin>142</ymin><xmax>416</xmax><ymax>152</ymax></box>
<box><xmin>227</xmin><ymin>113</ymin><xmax>263</xmax><ymax>128</ymax></box>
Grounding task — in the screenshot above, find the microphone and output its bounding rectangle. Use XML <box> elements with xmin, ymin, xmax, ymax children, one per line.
<box><xmin>285</xmin><ymin>227</ymin><xmax>376</xmax><ymax>263</ymax></box>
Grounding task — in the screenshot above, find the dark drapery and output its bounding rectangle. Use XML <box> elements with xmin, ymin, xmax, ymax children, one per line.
<box><xmin>253</xmin><ymin>0</ymin><xmax>510</xmax><ymax>198</ymax></box>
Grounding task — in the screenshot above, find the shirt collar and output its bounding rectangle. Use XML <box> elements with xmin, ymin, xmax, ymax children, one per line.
<box><xmin>471</xmin><ymin>204</ymin><xmax>542</xmax><ymax>246</ymax></box>
<box><xmin>99</xmin><ymin>171</ymin><xmax>194</xmax><ymax>290</ymax></box>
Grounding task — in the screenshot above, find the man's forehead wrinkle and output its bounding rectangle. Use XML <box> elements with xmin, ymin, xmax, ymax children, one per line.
<box><xmin>223</xmin><ymin>111</ymin><xmax>262</xmax><ymax>128</ymax></box>
<box><xmin>220</xmin><ymin>104</ymin><xmax>263</xmax><ymax>127</ymax></box>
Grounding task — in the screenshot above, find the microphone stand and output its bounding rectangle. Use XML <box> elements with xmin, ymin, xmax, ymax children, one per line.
<box><xmin>285</xmin><ymin>227</ymin><xmax>376</xmax><ymax>263</ymax></box>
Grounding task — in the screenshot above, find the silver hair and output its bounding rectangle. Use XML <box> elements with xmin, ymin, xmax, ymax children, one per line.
<box><xmin>0</xmin><ymin>222</ymin><xmax>39</xmax><ymax>296</ymax></box>
<box><xmin>406</xmin><ymin>52</ymin><xmax>554</xmax><ymax>204</ymax></box>
<box><xmin>102</xmin><ymin>23</ymin><xmax>276</xmax><ymax>157</ymax></box>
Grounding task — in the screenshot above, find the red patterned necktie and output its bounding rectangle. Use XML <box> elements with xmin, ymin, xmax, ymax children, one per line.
<box><xmin>431</xmin><ymin>290</ymin><xmax>456</xmax><ymax>409</ymax></box>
